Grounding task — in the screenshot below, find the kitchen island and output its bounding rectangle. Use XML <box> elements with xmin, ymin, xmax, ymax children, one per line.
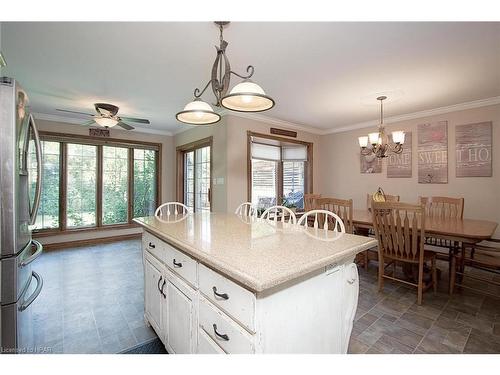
<box><xmin>134</xmin><ymin>213</ymin><xmax>377</xmax><ymax>354</ymax></box>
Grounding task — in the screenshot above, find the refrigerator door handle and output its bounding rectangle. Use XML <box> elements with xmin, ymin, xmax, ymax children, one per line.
<box><xmin>19</xmin><ymin>240</ymin><xmax>43</xmax><ymax>268</ymax></box>
<box><xmin>29</xmin><ymin>114</ymin><xmax>42</xmax><ymax>225</ymax></box>
<box><xmin>18</xmin><ymin>271</ymin><xmax>43</xmax><ymax>312</ymax></box>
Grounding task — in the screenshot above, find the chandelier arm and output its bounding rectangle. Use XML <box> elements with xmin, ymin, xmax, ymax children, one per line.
<box><xmin>194</xmin><ymin>78</ymin><xmax>218</xmax><ymax>99</ymax></box>
<box><xmin>229</xmin><ymin>65</ymin><xmax>255</xmax><ymax>80</ymax></box>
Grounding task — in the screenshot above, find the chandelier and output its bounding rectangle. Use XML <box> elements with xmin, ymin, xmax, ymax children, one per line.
<box><xmin>176</xmin><ymin>22</ymin><xmax>275</xmax><ymax>125</ymax></box>
<box><xmin>358</xmin><ymin>96</ymin><xmax>405</xmax><ymax>158</ymax></box>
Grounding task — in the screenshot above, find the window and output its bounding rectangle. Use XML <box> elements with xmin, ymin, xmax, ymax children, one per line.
<box><xmin>248</xmin><ymin>132</ymin><xmax>312</xmax><ymax>210</ymax></box>
<box><xmin>28</xmin><ymin>140</ymin><xmax>61</xmax><ymax>229</ymax></box>
<box><xmin>30</xmin><ymin>133</ymin><xmax>160</xmax><ymax>234</ymax></box>
<box><xmin>177</xmin><ymin>138</ymin><xmax>212</xmax><ymax>212</ymax></box>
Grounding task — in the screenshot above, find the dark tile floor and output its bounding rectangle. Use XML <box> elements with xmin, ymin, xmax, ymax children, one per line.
<box><xmin>32</xmin><ymin>239</ymin><xmax>157</xmax><ymax>354</ymax></box>
<box><xmin>349</xmin><ymin>259</ymin><xmax>500</xmax><ymax>354</ymax></box>
<box><xmin>32</xmin><ymin>239</ymin><xmax>500</xmax><ymax>354</ymax></box>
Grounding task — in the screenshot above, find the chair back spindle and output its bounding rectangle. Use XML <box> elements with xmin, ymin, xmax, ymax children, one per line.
<box><xmin>261</xmin><ymin>205</ymin><xmax>297</xmax><ymax>224</ymax></box>
<box><xmin>315</xmin><ymin>197</ymin><xmax>353</xmax><ymax>233</ymax></box>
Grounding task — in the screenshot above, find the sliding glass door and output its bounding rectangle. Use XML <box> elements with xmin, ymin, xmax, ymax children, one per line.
<box><xmin>180</xmin><ymin>140</ymin><xmax>211</xmax><ymax>212</ymax></box>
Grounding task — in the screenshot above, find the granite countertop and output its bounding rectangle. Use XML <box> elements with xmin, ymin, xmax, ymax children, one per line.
<box><xmin>134</xmin><ymin>213</ymin><xmax>377</xmax><ymax>293</ymax></box>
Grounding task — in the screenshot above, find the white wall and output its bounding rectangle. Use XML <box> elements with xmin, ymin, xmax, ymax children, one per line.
<box><xmin>317</xmin><ymin>104</ymin><xmax>500</xmax><ymax>237</ymax></box>
<box><xmin>33</xmin><ymin>119</ymin><xmax>175</xmax><ymax>244</ymax></box>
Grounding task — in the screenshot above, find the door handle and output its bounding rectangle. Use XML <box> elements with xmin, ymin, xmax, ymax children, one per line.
<box><xmin>212</xmin><ymin>286</ymin><xmax>229</xmax><ymax>300</ymax></box>
<box><xmin>173</xmin><ymin>259</ymin><xmax>183</xmax><ymax>268</ymax></box>
<box><xmin>29</xmin><ymin>114</ymin><xmax>42</xmax><ymax>226</ymax></box>
<box><xmin>157</xmin><ymin>275</ymin><xmax>163</xmax><ymax>293</ymax></box>
<box><xmin>213</xmin><ymin>324</ymin><xmax>229</xmax><ymax>341</ymax></box>
<box><xmin>19</xmin><ymin>240</ymin><xmax>43</xmax><ymax>268</ymax></box>
<box><xmin>160</xmin><ymin>279</ymin><xmax>167</xmax><ymax>299</ymax></box>
<box><xmin>19</xmin><ymin>271</ymin><xmax>43</xmax><ymax>312</ymax></box>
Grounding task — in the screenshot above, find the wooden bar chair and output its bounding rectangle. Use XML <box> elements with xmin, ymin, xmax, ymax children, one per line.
<box><xmin>450</xmin><ymin>238</ymin><xmax>500</xmax><ymax>297</ymax></box>
<box><xmin>372</xmin><ymin>202</ymin><xmax>437</xmax><ymax>305</ymax></box>
<box><xmin>304</xmin><ymin>193</ymin><xmax>322</xmax><ymax>211</ymax></box>
<box><xmin>235</xmin><ymin>202</ymin><xmax>257</xmax><ymax>217</ymax></box>
<box><xmin>419</xmin><ymin>196</ymin><xmax>464</xmax><ymax>292</ymax></box>
<box><xmin>315</xmin><ymin>197</ymin><xmax>353</xmax><ymax>234</ymax></box>
<box><xmin>261</xmin><ymin>205</ymin><xmax>297</xmax><ymax>224</ymax></box>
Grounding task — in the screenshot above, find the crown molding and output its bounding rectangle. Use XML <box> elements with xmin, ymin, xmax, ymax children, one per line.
<box><xmin>324</xmin><ymin>96</ymin><xmax>500</xmax><ymax>135</ymax></box>
<box><xmin>219</xmin><ymin>109</ymin><xmax>325</xmax><ymax>135</ymax></box>
<box><xmin>32</xmin><ymin>112</ymin><xmax>175</xmax><ymax>136</ymax></box>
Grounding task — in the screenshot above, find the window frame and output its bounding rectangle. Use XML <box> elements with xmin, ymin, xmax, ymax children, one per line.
<box><xmin>247</xmin><ymin>131</ymin><xmax>313</xmax><ymax>205</ymax></box>
<box><xmin>33</xmin><ymin>131</ymin><xmax>162</xmax><ymax>236</ymax></box>
<box><xmin>176</xmin><ymin>136</ymin><xmax>213</xmax><ymax>212</ymax></box>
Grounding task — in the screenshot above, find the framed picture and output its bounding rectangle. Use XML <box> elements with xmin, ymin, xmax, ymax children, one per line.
<box><xmin>456</xmin><ymin>122</ymin><xmax>492</xmax><ymax>177</ymax></box>
<box><xmin>418</xmin><ymin>121</ymin><xmax>448</xmax><ymax>184</ymax></box>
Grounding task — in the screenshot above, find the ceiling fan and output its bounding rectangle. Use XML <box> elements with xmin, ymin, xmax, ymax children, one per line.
<box><xmin>56</xmin><ymin>103</ymin><xmax>150</xmax><ymax>130</ymax></box>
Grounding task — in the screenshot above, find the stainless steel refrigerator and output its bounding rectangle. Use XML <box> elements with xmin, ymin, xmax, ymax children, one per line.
<box><xmin>0</xmin><ymin>77</ymin><xmax>44</xmax><ymax>353</ymax></box>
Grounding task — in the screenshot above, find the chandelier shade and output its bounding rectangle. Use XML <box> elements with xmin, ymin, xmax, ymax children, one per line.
<box><xmin>221</xmin><ymin>80</ymin><xmax>275</xmax><ymax>112</ymax></box>
<box><xmin>175</xmin><ymin>99</ymin><xmax>221</xmax><ymax>125</ymax></box>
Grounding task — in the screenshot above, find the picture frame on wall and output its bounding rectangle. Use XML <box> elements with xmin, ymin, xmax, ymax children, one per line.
<box><xmin>456</xmin><ymin>122</ymin><xmax>492</xmax><ymax>177</ymax></box>
<box><xmin>417</xmin><ymin>121</ymin><xmax>448</xmax><ymax>184</ymax></box>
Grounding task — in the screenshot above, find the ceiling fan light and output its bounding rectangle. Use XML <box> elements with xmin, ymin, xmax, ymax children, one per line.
<box><xmin>221</xmin><ymin>80</ymin><xmax>275</xmax><ymax>112</ymax></box>
<box><xmin>176</xmin><ymin>99</ymin><xmax>221</xmax><ymax>125</ymax></box>
<box><xmin>95</xmin><ymin>116</ymin><xmax>118</xmax><ymax>128</ymax></box>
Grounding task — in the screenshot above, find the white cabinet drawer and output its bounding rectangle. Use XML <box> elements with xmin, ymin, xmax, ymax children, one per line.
<box><xmin>164</xmin><ymin>242</ymin><xmax>198</xmax><ymax>287</ymax></box>
<box><xmin>143</xmin><ymin>231</ymin><xmax>165</xmax><ymax>263</ymax></box>
<box><xmin>198</xmin><ymin>327</ymin><xmax>225</xmax><ymax>354</ymax></box>
<box><xmin>199</xmin><ymin>297</ymin><xmax>254</xmax><ymax>354</ymax></box>
<box><xmin>199</xmin><ymin>264</ymin><xmax>255</xmax><ymax>332</ymax></box>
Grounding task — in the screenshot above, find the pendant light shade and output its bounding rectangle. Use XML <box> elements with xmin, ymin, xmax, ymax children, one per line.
<box><xmin>176</xmin><ymin>99</ymin><xmax>221</xmax><ymax>125</ymax></box>
<box><xmin>221</xmin><ymin>80</ymin><xmax>275</xmax><ymax>112</ymax></box>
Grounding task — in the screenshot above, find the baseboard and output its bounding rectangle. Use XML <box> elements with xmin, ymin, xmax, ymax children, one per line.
<box><xmin>41</xmin><ymin>233</ymin><xmax>141</xmax><ymax>251</ymax></box>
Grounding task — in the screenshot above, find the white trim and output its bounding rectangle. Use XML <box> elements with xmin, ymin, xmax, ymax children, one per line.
<box><xmin>32</xmin><ymin>112</ymin><xmax>175</xmax><ymax>136</ymax></box>
<box><xmin>323</xmin><ymin>96</ymin><xmax>500</xmax><ymax>134</ymax></box>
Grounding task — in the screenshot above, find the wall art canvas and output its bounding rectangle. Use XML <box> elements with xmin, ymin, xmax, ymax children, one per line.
<box><xmin>418</xmin><ymin>121</ymin><xmax>448</xmax><ymax>184</ymax></box>
<box><xmin>360</xmin><ymin>152</ymin><xmax>382</xmax><ymax>174</ymax></box>
<box><xmin>387</xmin><ymin>132</ymin><xmax>412</xmax><ymax>178</ymax></box>
<box><xmin>456</xmin><ymin>122</ymin><xmax>492</xmax><ymax>177</ymax></box>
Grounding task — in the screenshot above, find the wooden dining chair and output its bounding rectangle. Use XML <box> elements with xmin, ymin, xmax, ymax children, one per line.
<box><xmin>304</xmin><ymin>193</ymin><xmax>322</xmax><ymax>211</ymax></box>
<box><xmin>235</xmin><ymin>202</ymin><xmax>257</xmax><ymax>217</ymax></box>
<box><xmin>450</xmin><ymin>238</ymin><xmax>500</xmax><ymax>297</ymax></box>
<box><xmin>155</xmin><ymin>202</ymin><xmax>190</xmax><ymax>218</ymax></box>
<box><xmin>372</xmin><ymin>201</ymin><xmax>437</xmax><ymax>305</ymax></box>
<box><xmin>261</xmin><ymin>205</ymin><xmax>297</xmax><ymax>224</ymax></box>
<box><xmin>361</xmin><ymin>193</ymin><xmax>401</xmax><ymax>270</ymax></box>
<box><xmin>419</xmin><ymin>196</ymin><xmax>464</xmax><ymax>290</ymax></box>
<box><xmin>315</xmin><ymin>197</ymin><xmax>353</xmax><ymax>234</ymax></box>
<box><xmin>297</xmin><ymin>209</ymin><xmax>346</xmax><ymax>233</ymax></box>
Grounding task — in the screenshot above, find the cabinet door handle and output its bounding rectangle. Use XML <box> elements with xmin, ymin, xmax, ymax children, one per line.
<box><xmin>173</xmin><ymin>259</ymin><xmax>183</xmax><ymax>268</ymax></box>
<box><xmin>157</xmin><ymin>276</ymin><xmax>163</xmax><ymax>293</ymax></box>
<box><xmin>212</xmin><ymin>286</ymin><xmax>229</xmax><ymax>300</ymax></box>
<box><xmin>213</xmin><ymin>324</ymin><xmax>229</xmax><ymax>341</ymax></box>
<box><xmin>149</xmin><ymin>242</ymin><xmax>156</xmax><ymax>249</ymax></box>
<box><xmin>161</xmin><ymin>279</ymin><xmax>167</xmax><ymax>298</ymax></box>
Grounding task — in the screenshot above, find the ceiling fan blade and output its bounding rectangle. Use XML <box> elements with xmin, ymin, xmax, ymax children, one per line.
<box><xmin>82</xmin><ymin>120</ymin><xmax>96</xmax><ymax>126</ymax></box>
<box><xmin>56</xmin><ymin>109</ymin><xmax>95</xmax><ymax>117</ymax></box>
<box><xmin>116</xmin><ymin>122</ymin><xmax>134</xmax><ymax>130</ymax></box>
<box><xmin>120</xmin><ymin>116</ymin><xmax>150</xmax><ymax>124</ymax></box>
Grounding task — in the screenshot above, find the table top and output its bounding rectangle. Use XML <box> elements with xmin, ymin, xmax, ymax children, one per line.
<box><xmin>352</xmin><ymin>209</ymin><xmax>497</xmax><ymax>241</ymax></box>
<box><xmin>134</xmin><ymin>213</ymin><xmax>377</xmax><ymax>293</ymax></box>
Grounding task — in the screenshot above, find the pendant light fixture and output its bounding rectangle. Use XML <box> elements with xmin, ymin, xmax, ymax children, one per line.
<box><xmin>176</xmin><ymin>22</ymin><xmax>275</xmax><ymax>125</ymax></box>
<box><xmin>358</xmin><ymin>96</ymin><xmax>405</xmax><ymax>158</ymax></box>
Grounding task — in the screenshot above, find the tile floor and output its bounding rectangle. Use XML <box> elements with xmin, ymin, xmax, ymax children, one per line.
<box><xmin>349</xmin><ymin>259</ymin><xmax>500</xmax><ymax>354</ymax></box>
<box><xmin>31</xmin><ymin>239</ymin><xmax>500</xmax><ymax>354</ymax></box>
<box><xmin>31</xmin><ymin>239</ymin><xmax>156</xmax><ymax>354</ymax></box>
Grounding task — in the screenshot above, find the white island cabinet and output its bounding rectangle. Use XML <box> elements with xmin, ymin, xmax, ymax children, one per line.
<box><xmin>135</xmin><ymin>213</ymin><xmax>377</xmax><ymax>354</ymax></box>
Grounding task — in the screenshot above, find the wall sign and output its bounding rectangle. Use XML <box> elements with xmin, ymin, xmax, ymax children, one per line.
<box><xmin>360</xmin><ymin>153</ymin><xmax>382</xmax><ymax>174</ymax></box>
<box><xmin>89</xmin><ymin>128</ymin><xmax>110</xmax><ymax>137</ymax></box>
<box><xmin>387</xmin><ymin>132</ymin><xmax>412</xmax><ymax>178</ymax></box>
<box><xmin>418</xmin><ymin>121</ymin><xmax>448</xmax><ymax>184</ymax></box>
<box><xmin>456</xmin><ymin>122</ymin><xmax>492</xmax><ymax>177</ymax></box>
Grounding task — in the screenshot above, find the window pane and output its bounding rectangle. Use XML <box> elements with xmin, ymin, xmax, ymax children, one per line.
<box><xmin>184</xmin><ymin>151</ymin><xmax>194</xmax><ymax>211</ymax></box>
<box><xmin>133</xmin><ymin>149</ymin><xmax>157</xmax><ymax>217</ymax></box>
<box><xmin>28</xmin><ymin>140</ymin><xmax>60</xmax><ymax>229</ymax></box>
<box><xmin>283</xmin><ymin>161</ymin><xmax>305</xmax><ymax>209</ymax></box>
<box><xmin>102</xmin><ymin>146</ymin><xmax>128</xmax><ymax>225</ymax></box>
<box><xmin>195</xmin><ymin>146</ymin><xmax>210</xmax><ymax>212</ymax></box>
<box><xmin>251</xmin><ymin>159</ymin><xmax>277</xmax><ymax>210</ymax></box>
<box><xmin>67</xmin><ymin>144</ymin><xmax>97</xmax><ymax>228</ymax></box>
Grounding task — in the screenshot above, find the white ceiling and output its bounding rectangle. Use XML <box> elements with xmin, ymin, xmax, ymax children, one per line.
<box><xmin>2</xmin><ymin>22</ymin><xmax>500</xmax><ymax>135</ymax></box>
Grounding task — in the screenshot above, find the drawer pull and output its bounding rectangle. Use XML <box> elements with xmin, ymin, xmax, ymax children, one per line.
<box><xmin>148</xmin><ymin>242</ymin><xmax>156</xmax><ymax>249</ymax></box>
<box><xmin>173</xmin><ymin>259</ymin><xmax>183</xmax><ymax>268</ymax></box>
<box><xmin>213</xmin><ymin>324</ymin><xmax>229</xmax><ymax>341</ymax></box>
<box><xmin>212</xmin><ymin>286</ymin><xmax>229</xmax><ymax>300</ymax></box>
<box><xmin>160</xmin><ymin>279</ymin><xmax>167</xmax><ymax>298</ymax></box>
<box><xmin>157</xmin><ymin>276</ymin><xmax>163</xmax><ymax>293</ymax></box>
